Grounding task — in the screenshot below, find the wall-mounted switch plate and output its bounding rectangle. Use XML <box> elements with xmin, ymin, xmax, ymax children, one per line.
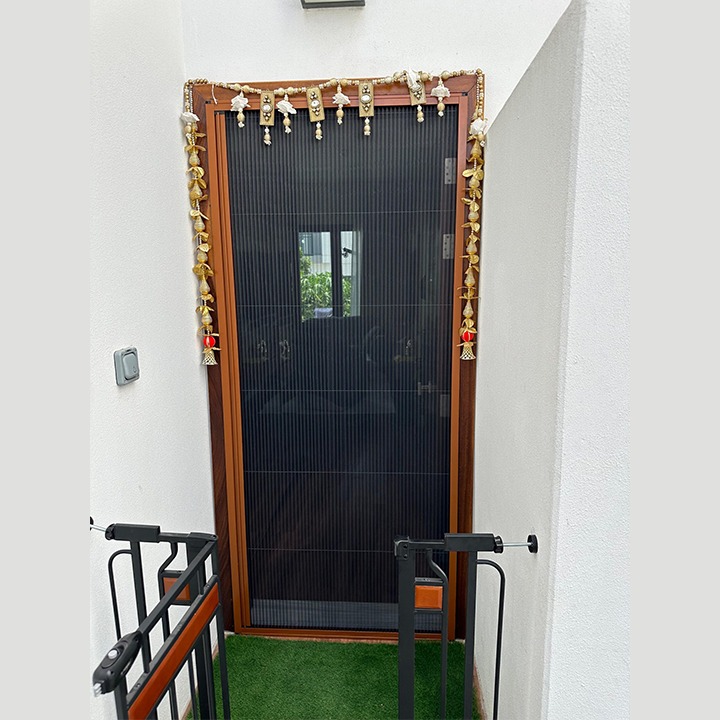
<box><xmin>114</xmin><ymin>347</ymin><xmax>140</xmax><ymax>385</ymax></box>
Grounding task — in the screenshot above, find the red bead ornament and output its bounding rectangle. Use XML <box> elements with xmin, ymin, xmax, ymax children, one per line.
<box><xmin>203</xmin><ymin>335</ymin><xmax>216</xmax><ymax>348</ymax></box>
<box><xmin>461</xmin><ymin>330</ymin><xmax>474</xmax><ymax>343</ymax></box>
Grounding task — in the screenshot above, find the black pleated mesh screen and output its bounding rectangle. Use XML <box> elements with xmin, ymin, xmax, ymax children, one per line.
<box><xmin>225</xmin><ymin>104</ymin><xmax>459</xmax><ymax>631</ymax></box>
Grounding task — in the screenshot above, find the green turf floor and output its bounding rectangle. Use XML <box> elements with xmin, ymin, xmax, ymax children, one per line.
<box><xmin>207</xmin><ymin>634</ymin><xmax>480</xmax><ymax>720</ymax></box>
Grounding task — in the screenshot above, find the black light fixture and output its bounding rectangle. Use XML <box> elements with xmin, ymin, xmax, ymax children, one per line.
<box><xmin>301</xmin><ymin>0</ymin><xmax>365</xmax><ymax>8</ymax></box>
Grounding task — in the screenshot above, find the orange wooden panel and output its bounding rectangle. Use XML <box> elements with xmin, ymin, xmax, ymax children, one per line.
<box><xmin>415</xmin><ymin>585</ymin><xmax>443</xmax><ymax>610</ymax></box>
<box><xmin>162</xmin><ymin>576</ymin><xmax>192</xmax><ymax>603</ymax></box>
<box><xmin>128</xmin><ymin>585</ymin><xmax>219</xmax><ymax>720</ymax></box>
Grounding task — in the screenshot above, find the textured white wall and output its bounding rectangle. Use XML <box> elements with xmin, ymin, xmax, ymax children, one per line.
<box><xmin>89</xmin><ymin>2</ymin><xmax>216</xmax><ymax>719</ymax></box>
<box><xmin>545</xmin><ymin>0</ymin><xmax>630</xmax><ymax>717</ymax></box>
<box><xmin>180</xmin><ymin>0</ymin><xmax>571</xmax><ymax>125</ymax></box>
<box><xmin>471</xmin><ymin>5</ymin><xmax>579</xmax><ymax>717</ymax></box>
<box><xmin>474</xmin><ymin>1</ymin><xmax>629</xmax><ymax>718</ymax></box>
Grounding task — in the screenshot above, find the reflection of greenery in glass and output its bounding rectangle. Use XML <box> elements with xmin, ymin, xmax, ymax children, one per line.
<box><xmin>299</xmin><ymin>246</ymin><xmax>351</xmax><ymax>319</ymax></box>
<box><xmin>341</xmin><ymin>275</ymin><xmax>352</xmax><ymax>316</ymax></box>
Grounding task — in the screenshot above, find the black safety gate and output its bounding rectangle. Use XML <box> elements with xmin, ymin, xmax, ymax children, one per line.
<box><xmin>91</xmin><ymin>519</ymin><xmax>535</xmax><ymax>720</ymax></box>
<box><xmin>90</xmin><ymin>519</ymin><xmax>231</xmax><ymax>720</ymax></box>
<box><xmin>395</xmin><ymin>532</ymin><xmax>538</xmax><ymax>720</ymax></box>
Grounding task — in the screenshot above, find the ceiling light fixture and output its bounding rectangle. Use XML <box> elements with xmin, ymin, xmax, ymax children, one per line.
<box><xmin>301</xmin><ymin>0</ymin><xmax>365</xmax><ymax>8</ymax></box>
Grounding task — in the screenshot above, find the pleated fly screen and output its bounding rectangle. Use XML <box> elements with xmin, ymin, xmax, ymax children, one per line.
<box><xmin>225</xmin><ymin>104</ymin><xmax>458</xmax><ymax>631</ymax></box>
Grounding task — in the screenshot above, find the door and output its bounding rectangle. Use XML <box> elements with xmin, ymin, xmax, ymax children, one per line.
<box><xmin>194</xmin><ymin>74</ymin><xmax>481</xmax><ymax>638</ymax></box>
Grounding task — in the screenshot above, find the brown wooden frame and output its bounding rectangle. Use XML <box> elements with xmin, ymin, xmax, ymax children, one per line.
<box><xmin>189</xmin><ymin>74</ymin><xmax>480</xmax><ymax>639</ymax></box>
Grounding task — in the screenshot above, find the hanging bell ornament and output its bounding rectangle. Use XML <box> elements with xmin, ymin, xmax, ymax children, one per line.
<box><xmin>202</xmin><ymin>345</ymin><xmax>218</xmax><ymax>366</ymax></box>
<box><xmin>459</xmin><ymin>330</ymin><xmax>476</xmax><ymax>360</ymax></box>
<box><xmin>459</xmin><ymin>329</ymin><xmax>476</xmax><ymax>360</ymax></box>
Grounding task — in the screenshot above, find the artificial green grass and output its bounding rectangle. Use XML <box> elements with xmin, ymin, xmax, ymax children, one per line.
<box><xmin>206</xmin><ymin>634</ymin><xmax>480</xmax><ymax>720</ymax></box>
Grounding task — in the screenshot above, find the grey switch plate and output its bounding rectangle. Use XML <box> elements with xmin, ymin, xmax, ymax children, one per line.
<box><xmin>114</xmin><ymin>347</ymin><xmax>140</xmax><ymax>385</ymax></box>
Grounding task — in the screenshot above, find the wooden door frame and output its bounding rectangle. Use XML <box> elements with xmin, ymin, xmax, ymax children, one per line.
<box><xmin>189</xmin><ymin>74</ymin><xmax>480</xmax><ymax>639</ymax></box>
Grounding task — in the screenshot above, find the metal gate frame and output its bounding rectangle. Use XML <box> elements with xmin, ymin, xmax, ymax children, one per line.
<box><xmin>91</xmin><ymin>520</ymin><xmax>231</xmax><ymax>720</ymax></box>
<box><xmin>395</xmin><ymin>532</ymin><xmax>538</xmax><ymax>720</ymax></box>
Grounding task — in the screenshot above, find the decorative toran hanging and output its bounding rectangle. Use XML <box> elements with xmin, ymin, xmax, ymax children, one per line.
<box><xmin>181</xmin><ymin>69</ymin><xmax>486</xmax><ymax>366</ymax></box>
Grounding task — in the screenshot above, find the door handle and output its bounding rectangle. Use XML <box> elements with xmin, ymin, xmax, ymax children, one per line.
<box><xmin>417</xmin><ymin>382</ymin><xmax>436</xmax><ymax>395</ymax></box>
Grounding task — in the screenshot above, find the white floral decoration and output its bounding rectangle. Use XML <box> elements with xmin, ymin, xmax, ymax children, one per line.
<box><xmin>332</xmin><ymin>91</ymin><xmax>350</xmax><ymax>107</ymax></box>
<box><xmin>469</xmin><ymin>117</ymin><xmax>489</xmax><ymax>136</ymax></box>
<box><xmin>231</xmin><ymin>93</ymin><xmax>249</xmax><ymax>112</ymax></box>
<box><xmin>181</xmin><ymin>111</ymin><xmax>200</xmax><ymax>124</ymax></box>
<box><xmin>430</xmin><ymin>82</ymin><xmax>451</xmax><ymax>99</ymax></box>
<box><xmin>277</xmin><ymin>98</ymin><xmax>297</xmax><ymax>115</ymax></box>
<box><xmin>405</xmin><ymin>68</ymin><xmax>421</xmax><ymax>90</ymax></box>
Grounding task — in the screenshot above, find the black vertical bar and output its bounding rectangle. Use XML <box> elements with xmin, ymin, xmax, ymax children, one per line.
<box><xmin>439</xmin><ymin>566</ymin><xmax>449</xmax><ymax>720</ymax></box>
<box><xmin>215</xmin><ymin>607</ymin><xmax>232</xmax><ymax>720</ymax></box>
<box><xmin>187</xmin><ymin>655</ymin><xmax>199</xmax><ymax>720</ymax></box>
<box><xmin>187</xmin><ymin>539</ymin><xmax>213</xmax><ymax>719</ymax></box>
<box><xmin>157</xmin><ymin>545</ymin><xmax>180</xmax><ymax>718</ymax></box>
<box><xmin>128</xmin><ymin>541</ymin><xmax>149</xmax><ymax>623</ymax></box>
<box><xmin>200</xmin><ymin>627</ymin><xmax>218</xmax><ymax>718</ymax></box>
<box><xmin>129</xmin><ymin>541</ymin><xmax>157</xmax><ymax>720</ymax></box>
<box><xmin>397</xmin><ymin>542</ymin><xmax>416</xmax><ymax>720</ymax></box>
<box><xmin>156</xmin><ymin>560</ymin><xmax>180</xmax><ymax>719</ymax></box>
<box><xmin>191</xmin><ymin>632</ymin><xmax>213</xmax><ymax>718</ymax></box>
<box><xmin>463</xmin><ymin>552</ymin><xmax>478</xmax><ymax>720</ymax></box>
<box><xmin>113</xmin><ymin>676</ymin><xmax>129</xmax><ymax>720</ymax></box>
<box><xmin>426</xmin><ymin>549</ymin><xmax>449</xmax><ymax>720</ymax></box>
<box><xmin>212</xmin><ymin>539</ymin><xmax>231</xmax><ymax>720</ymax></box>
<box><xmin>108</xmin><ymin>550</ymin><xmax>131</xmax><ymax>640</ymax></box>
<box><xmin>478</xmin><ymin>560</ymin><xmax>506</xmax><ymax>720</ymax></box>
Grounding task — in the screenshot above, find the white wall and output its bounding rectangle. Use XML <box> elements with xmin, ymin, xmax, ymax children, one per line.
<box><xmin>89</xmin><ymin>2</ymin><xmax>216</xmax><ymax>719</ymax></box>
<box><xmin>471</xmin><ymin>5</ymin><xmax>579</xmax><ymax>716</ymax></box>
<box><xmin>474</xmin><ymin>0</ymin><xmax>629</xmax><ymax>718</ymax></box>
<box><xmin>180</xmin><ymin>0</ymin><xmax>571</xmax><ymax>126</ymax></box>
<box><xmin>545</xmin><ymin>0</ymin><xmax>629</xmax><ymax>717</ymax></box>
